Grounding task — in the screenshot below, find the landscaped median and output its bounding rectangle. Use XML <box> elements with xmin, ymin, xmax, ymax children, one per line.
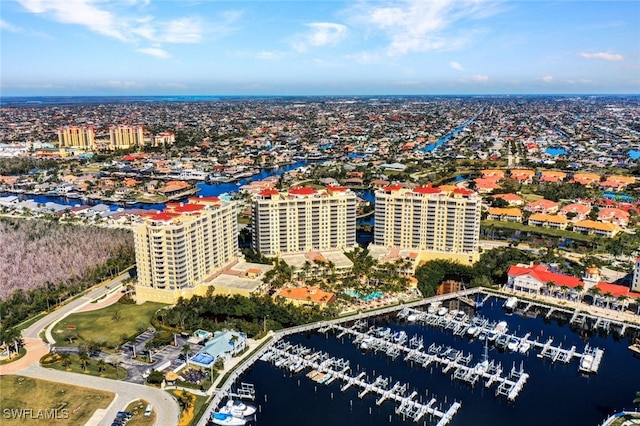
<box><xmin>0</xmin><ymin>375</ymin><xmax>114</xmax><ymax>424</ymax></box>
<box><xmin>40</xmin><ymin>352</ymin><xmax>127</xmax><ymax>379</ymax></box>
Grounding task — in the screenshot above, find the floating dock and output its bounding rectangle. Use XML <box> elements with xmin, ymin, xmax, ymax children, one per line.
<box><xmin>263</xmin><ymin>341</ymin><xmax>462</xmax><ymax>424</ymax></box>
<box><xmin>394</xmin><ymin>306</ymin><xmax>605</xmax><ymax>374</ymax></box>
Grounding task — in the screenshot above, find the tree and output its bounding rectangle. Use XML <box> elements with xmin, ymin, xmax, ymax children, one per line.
<box><xmin>60</xmin><ymin>352</ymin><xmax>71</xmax><ymax>368</ymax></box>
<box><xmin>633</xmin><ymin>391</ymin><xmax>640</xmax><ymax>407</ymax></box>
<box><xmin>145</xmin><ymin>340</ymin><xmax>154</xmax><ymax>363</ymax></box>
<box><xmin>178</xmin><ymin>391</ymin><xmax>195</xmax><ymax>412</ymax></box>
<box><xmin>79</xmin><ymin>351</ymin><xmax>90</xmax><ymax>371</ymax></box>
<box><xmin>96</xmin><ymin>359</ymin><xmax>106</xmax><ymax>373</ymax></box>
<box><xmin>181</xmin><ymin>344</ymin><xmax>191</xmax><ymax>360</ymax></box>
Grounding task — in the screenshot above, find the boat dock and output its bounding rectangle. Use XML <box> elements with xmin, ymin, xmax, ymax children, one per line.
<box><xmin>264</xmin><ymin>340</ymin><xmax>462</xmax><ymax>424</ymax></box>
<box><xmin>395</xmin><ymin>306</ymin><xmax>604</xmax><ymax>374</ymax></box>
<box><xmin>326</xmin><ymin>323</ymin><xmax>530</xmax><ymax>401</ymax></box>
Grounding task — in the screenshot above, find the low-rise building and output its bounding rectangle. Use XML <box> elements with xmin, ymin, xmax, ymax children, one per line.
<box><xmin>487</xmin><ymin>207</ymin><xmax>523</xmax><ymax>223</ymax></box>
<box><xmin>527</xmin><ymin>213</ymin><xmax>568</xmax><ymax>230</ymax></box>
<box><xmin>572</xmin><ymin>219</ymin><xmax>620</xmax><ymax>238</ymax></box>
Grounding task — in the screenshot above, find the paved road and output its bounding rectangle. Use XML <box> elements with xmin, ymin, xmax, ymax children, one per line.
<box><xmin>2</xmin><ymin>271</ymin><xmax>182</xmax><ymax>426</ymax></box>
<box><xmin>18</xmin><ymin>364</ymin><xmax>180</xmax><ymax>426</ymax></box>
<box><xmin>22</xmin><ymin>272</ymin><xmax>130</xmax><ymax>342</ymax></box>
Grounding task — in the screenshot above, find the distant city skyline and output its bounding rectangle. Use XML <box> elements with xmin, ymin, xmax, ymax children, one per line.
<box><xmin>1</xmin><ymin>0</ymin><xmax>638</xmax><ymax>96</ymax></box>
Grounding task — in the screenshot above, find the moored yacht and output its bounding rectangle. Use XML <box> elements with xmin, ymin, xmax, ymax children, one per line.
<box><xmin>210</xmin><ymin>412</ymin><xmax>246</xmax><ymax>425</ymax></box>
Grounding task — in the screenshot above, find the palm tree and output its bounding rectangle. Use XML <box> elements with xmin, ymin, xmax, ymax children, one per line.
<box><xmin>603</xmin><ymin>291</ymin><xmax>614</xmax><ymax>309</ymax></box>
<box><xmin>633</xmin><ymin>391</ymin><xmax>640</xmax><ymax>407</ymax></box>
<box><xmin>96</xmin><ymin>359</ymin><xmax>106</xmax><ymax>374</ymax></box>
<box><xmin>60</xmin><ymin>353</ymin><xmax>71</xmax><ymax>368</ymax></box>
<box><xmin>79</xmin><ymin>352</ymin><xmax>90</xmax><ymax>371</ymax></box>
<box><xmin>181</xmin><ymin>344</ymin><xmax>191</xmax><ymax>364</ymax></box>
<box><xmin>145</xmin><ymin>340</ymin><xmax>154</xmax><ymax>363</ymax></box>
<box><xmin>587</xmin><ymin>286</ymin><xmax>601</xmax><ymax>305</ymax></box>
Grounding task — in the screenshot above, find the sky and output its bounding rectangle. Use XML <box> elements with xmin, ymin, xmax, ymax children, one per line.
<box><xmin>0</xmin><ymin>0</ymin><xmax>639</xmax><ymax>96</ymax></box>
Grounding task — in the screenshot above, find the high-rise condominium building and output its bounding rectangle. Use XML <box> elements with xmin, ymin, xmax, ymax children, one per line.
<box><xmin>252</xmin><ymin>186</ymin><xmax>357</xmax><ymax>256</ymax></box>
<box><xmin>134</xmin><ymin>197</ymin><xmax>238</xmax><ymax>303</ymax></box>
<box><xmin>109</xmin><ymin>125</ymin><xmax>144</xmax><ymax>150</ymax></box>
<box><xmin>374</xmin><ymin>185</ymin><xmax>481</xmax><ymax>264</ymax></box>
<box><xmin>57</xmin><ymin>126</ymin><xmax>95</xmax><ymax>150</ymax></box>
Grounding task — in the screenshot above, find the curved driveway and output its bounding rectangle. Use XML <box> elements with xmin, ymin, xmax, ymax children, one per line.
<box><xmin>1</xmin><ymin>272</ymin><xmax>181</xmax><ymax>426</ymax></box>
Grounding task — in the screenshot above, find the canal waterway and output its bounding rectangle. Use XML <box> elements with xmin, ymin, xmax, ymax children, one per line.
<box><xmin>423</xmin><ymin>108</ymin><xmax>484</xmax><ymax>153</ymax></box>
<box><xmin>2</xmin><ymin>160</ymin><xmax>314</xmax><ymax>211</ymax></box>
<box><xmin>237</xmin><ymin>298</ymin><xmax>640</xmax><ymax>426</ymax></box>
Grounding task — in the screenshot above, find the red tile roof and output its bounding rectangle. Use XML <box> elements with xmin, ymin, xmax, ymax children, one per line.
<box><xmin>595</xmin><ymin>282</ymin><xmax>633</xmax><ymax>298</ymax></box>
<box><xmin>259</xmin><ymin>188</ymin><xmax>279</xmax><ymax>197</ymax></box>
<box><xmin>383</xmin><ymin>184</ymin><xmax>403</xmax><ymax>192</ymax></box>
<box><xmin>145</xmin><ymin>212</ymin><xmax>180</xmax><ymax>221</ymax></box>
<box><xmin>171</xmin><ymin>203</ymin><xmax>205</xmax><ymax>213</ymax></box>
<box><xmin>508</xmin><ymin>264</ymin><xmax>583</xmax><ymax>288</ymax></box>
<box><xmin>413</xmin><ymin>185</ymin><xmax>441</xmax><ymax>194</ymax></box>
<box><xmin>289</xmin><ymin>186</ymin><xmax>317</xmax><ymax>196</ymax></box>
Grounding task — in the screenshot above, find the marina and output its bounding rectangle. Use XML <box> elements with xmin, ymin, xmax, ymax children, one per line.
<box><xmin>213</xmin><ymin>293</ymin><xmax>640</xmax><ymax>426</ymax></box>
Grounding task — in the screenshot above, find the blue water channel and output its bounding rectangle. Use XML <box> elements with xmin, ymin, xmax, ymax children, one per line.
<box><xmin>3</xmin><ymin>161</ymin><xmax>314</xmax><ymax>211</ymax></box>
<box><xmin>237</xmin><ymin>298</ymin><xmax>640</xmax><ymax>426</ymax></box>
<box><xmin>423</xmin><ymin>109</ymin><xmax>484</xmax><ymax>153</ymax></box>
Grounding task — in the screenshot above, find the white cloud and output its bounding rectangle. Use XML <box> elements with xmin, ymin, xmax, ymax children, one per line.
<box><xmin>293</xmin><ymin>22</ymin><xmax>348</xmax><ymax>52</ymax></box>
<box><xmin>541</xmin><ymin>75</ymin><xmax>554</xmax><ymax>83</ymax></box>
<box><xmin>16</xmin><ymin>0</ymin><xmax>214</xmax><ymax>58</ymax></box>
<box><xmin>579</xmin><ymin>52</ymin><xmax>623</xmax><ymax>61</ymax></box>
<box><xmin>137</xmin><ymin>47</ymin><xmax>171</xmax><ymax>59</ymax></box>
<box><xmin>162</xmin><ymin>17</ymin><xmax>203</xmax><ymax>43</ymax></box>
<box><xmin>1</xmin><ymin>19</ymin><xmax>23</xmax><ymax>33</ymax></box>
<box><xmin>461</xmin><ymin>74</ymin><xmax>489</xmax><ymax>83</ymax></box>
<box><xmin>353</xmin><ymin>0</ymin><xmax>504</xmax><ymax>56</ymax></box>
<box><xmin>450</xmin><ymin>61</ymin><xmax>464</xmax><ymax>71</ymax></box>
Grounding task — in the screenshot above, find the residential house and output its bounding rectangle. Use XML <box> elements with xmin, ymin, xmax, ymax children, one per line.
<box><xmin>524</xmin><ymin>199</ymin><xmax>559</xmax><ymax>214</ymax></box>
<box><xmin>558</xmin><ymin>203</ymin><xmax>591</xmax><ymax>221</ymax></box>
<box><xmin>492</xmin><ymin>193</ymin><xmax>524</xmax><ymax>206</ymax></box>
<box><xmin>527</xmin><ymin>213</ymin><xmax>569</xmax><ymax>230</ymax></box>
<box><xmin>487</xmin><ymin>207</ymin><xmax>523</xmax><ymax>223</ymax></box>
<box><xmin>573</xmin><ymin>219</ymin><xmax>620</xmax><ymax>238</ymax></box>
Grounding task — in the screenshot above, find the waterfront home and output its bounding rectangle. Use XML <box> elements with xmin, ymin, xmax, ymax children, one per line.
<box><xmin>506</xmin><ymin>263</ymin><xmax>583</xmax><ymax>295</ymax></box>
<box><xmin>524</xmin><ymin>199</ymin><xmax>559</xmax><ymax>214</ymax></box>
<box><xmin>473</xmin><ymin>178</ymin><xmax>501</xmax><ymax>193</ymax></box>
<box><xmin>527</xmin><ymin>213</ymin><xmax>569</xmax><ymax>230</ymax></box>
<box><xmin>487</xmin><ymin>207</ymin><xmax>523</xmax><ymax>223</ymax></box>
<box><xmin>572</xmin><ymin>219</ymin><xmax>620</xmax><ymax>238</ymax></box>
<box><xmin>480</xmin><ymin>169</ymin><xmax>505</xmax><ymax>179</ymax></box>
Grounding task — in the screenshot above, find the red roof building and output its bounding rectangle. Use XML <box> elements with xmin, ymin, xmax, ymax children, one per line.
<box><xmin>507</xmin><ymin>264</ymin><xmax>583</xmax><ymax>294</ymax></box>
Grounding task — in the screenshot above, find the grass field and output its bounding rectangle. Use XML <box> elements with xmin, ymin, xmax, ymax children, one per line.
<box><xmin>52</xmin><ymin>301</ymin><xmax>167</xmax><ymax>347</ymax></box>
<box><xmin>41</xmin><ymin>353</ymin><xmax>128</xmax><ymax>379</ymax></box>
<box><xmin>0</xmin><ymin>375</ymin><xmax>114</xmax><ymax>425</ymax></box>
<box><xmin>123</xmin><ymin>399</ymin><xmax>156</xmax><ymax>426</ymax></box>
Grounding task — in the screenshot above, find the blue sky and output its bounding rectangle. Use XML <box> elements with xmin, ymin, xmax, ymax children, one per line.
<box><xmin>1</xmin><ymin>0</ymin><xmax>638</xmax><ymax>96</ymax></box>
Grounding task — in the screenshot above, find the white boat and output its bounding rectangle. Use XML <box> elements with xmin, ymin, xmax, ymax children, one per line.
<box><xmin>507</xmin><ymin>337</ymin><xmax>520</xmax><ymax>352</ymax></box>
<box><xmin>518</xmin><ymin>340</ymin><xmax>531</xmax><ymax>354</ymax></box>
<box><xmin>406</xmin><ymin>313</ymin><xmax>418</xmax><ymax>322</ymax></box>
<box><xmin>219</xmin><ymin>399</ymin><xmax>256</xmax><ymax>418</ymax></box>
<box><xmin>503</xmin><ymin>297</ymin><xmax>518</xmax><ymax>310</ymax></box>
<box><xmin>494</xmin><ymin>321</ymin><xmax>508</xmax><ymax>334</ymax></box>
<box><xmin>210</xmin><ymin>412</ymin><xmax>246</xmax><ymax>425</ymax></box>
<box><xmin>437</xmin><ymin>307</ymin><xmax>448</xmax><ymax>316</ymax></box>
<box><xmin>427</xmin><ymin>303</ymin><xmax>439</xmax><ymax>314</ymax></box>
<box><xmin>466</xmin><ymin>325</ymin><xmax>478</xmax><ymax>336</ymax></box>
<box><xmin>360</xmin><ymin>337</ymin><xmax>374</xmax><ymax>350</ymax></box>
<box><xmin>579</xmin><ymin>354</ymin><xmax>594</xmax><ymax>372</ymax></box>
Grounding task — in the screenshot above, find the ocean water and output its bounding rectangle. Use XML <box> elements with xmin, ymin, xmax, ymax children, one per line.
<box><xmin>237</xmin><ymin>299</ymin><xmax>640</xmax><ymax>426</ymax></box>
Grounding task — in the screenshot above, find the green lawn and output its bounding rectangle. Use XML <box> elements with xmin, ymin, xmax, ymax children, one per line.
<box><xmin>481</xmin><ymin>220</ymin><xmax>597</xmax><ymax>243</ymax></box>
<box><xmin>40</xmin><ymin>353</ymin><xmax>128</xmax><ymax>379</ymax></box>
<box><xmin>123</xmin><ymin>399</ymin><xmax>156</xmax><ymax>426</ymax></box>
<box><xmin>53</xmin><ymin>301</ymin><xmax>167</xmax><ymax>347</ymax></box>
<box><xmin>0</xmin><ymin>375</ymin><xmax>114</xmax><ymax>425</ymax></box>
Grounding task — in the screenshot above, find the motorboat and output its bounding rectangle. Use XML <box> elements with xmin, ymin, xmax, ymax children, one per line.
<box><xmin>360</xmin><ymin>336</ymin><xmax>374</xmax><ymax>350</ymax></box>
<box><xmin>219</xmin><ymin>399</ymin><xmax>256</xmax><ymax>418</ymax></box>
<box><xmin>437</xmin><ymin>307</ymin><xmax>449</xmax><ymax>316</ymax></box>
<box><xmin>466</xmin><ymin>325</ymin><xmax>478</xmax><ymax>337</ymax></box>
<box><xmin>486</xmin><ymin>330</ymin><xmax>498</xmax><ymax>342</ymax></box>
<box><xmin>496</xmin><ymin>334</ymin><xmax>509</xmax><ymax>349</ymax></box>
<box><xmin>210</xmin><ymin>412</ymin><xmax>246</xmax><ymax>425</ymax></box>
<box><xmin>454</xmin><ymin>311</ymin><xmax>467</xmax><ymax>321</ymax></box>
<box><xmin>518</xmin><ymin>340</ymin><xmax>531</xmax><ymax>354</ymax></box>
<box><xmin>494</xmin><ymin>321</ymin><xmax>508</xmax><ymax>334</ymax></box>
<box><xmin>406</xmin><ymin>313</ymin><xmax>418</xmax><ymax>322</ymax></box>
<box><xmin>503</xmin><ymin>297</ymin><xmax>518</xmax><ymax>310</ymax></box>
<box><xmin>427</xmin><ymin>303</ymin><xmax>440</xmax><ymax>314</ymax></box>
<box><xmin>579</xmin><ymin>354</ymin><xmax>594</xmax><ymax>373</ymax></box>
<box><xmin>507</xmin><ymin>337</ymin><xmax>520</xmax><ymax>352</ymax></box>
